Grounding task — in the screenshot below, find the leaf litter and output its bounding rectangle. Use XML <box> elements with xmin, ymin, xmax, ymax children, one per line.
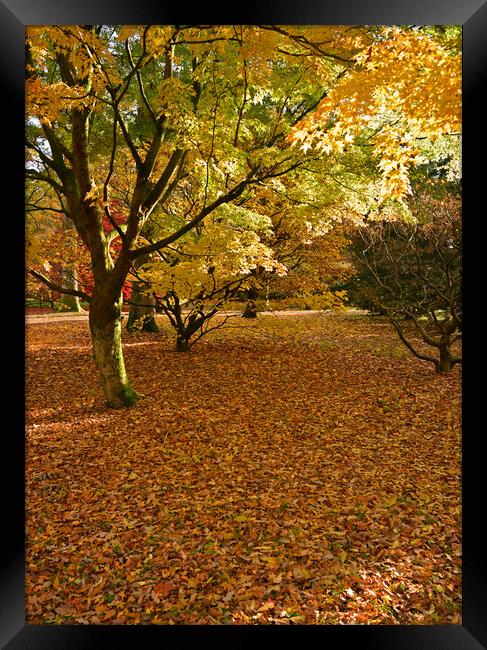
<box><xmin>25</xmin><ymin>312</ymin><xmax>461</xmax><ymax>625</ymax></box>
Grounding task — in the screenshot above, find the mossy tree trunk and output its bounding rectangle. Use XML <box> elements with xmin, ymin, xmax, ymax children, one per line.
<box><xmin>66</xmin><ymin>103</ymin><xmax>141</xmax><ymax>407</ymax></box>
<box><xmin>85</xmin><ymin>236</ymin><xmax>141</xmax><ymax>407</ymax></box>
<box><xmin>89</xmin><ymin>292</ymin><xmax>139</xmax><ymax>408</ymax></box>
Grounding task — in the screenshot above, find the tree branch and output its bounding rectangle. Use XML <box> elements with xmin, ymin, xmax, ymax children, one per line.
<box><xmin>389</xmin><ymin>315</ymin><xmax>439</xmax><ymax>368</ymax></box>
<box><xmin>29</xmin><ymin>270</ymin><xmax>92</xmax><ymax>302</ymax></box>
<box><xmin>130</xmin><ymin>172</ymin><xmax>256</xmax><ymax>260</ymax></box>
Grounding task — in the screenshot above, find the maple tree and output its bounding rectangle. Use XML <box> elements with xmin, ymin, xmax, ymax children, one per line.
<box><xmin>346</xmin><ymin>190</ymin><xmax>461</xmax><ymax>372</ymax></box>
<box><xmin>24</xmin><ymin>25</ymin><xmax>351</xmax><ymax>404</ymax></box>
<box><xmin>25</xmin><ymin>24</ymin><xmax>462</xmax><ymax>406</ymax></box>
<box><xmin>137</xmin><ymin>205</ymin><xmax>287</xmax><ymax>350</ymax></box>
<box><xmin>260</xmin><ymin>214</ymin><xmax>351</xmax><ymax>312</ymax></box>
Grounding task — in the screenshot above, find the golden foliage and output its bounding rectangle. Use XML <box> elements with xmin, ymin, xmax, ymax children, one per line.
<box><xmin>290</xmin><ymin>27</ymin><xmax>461</xmax><ymax>201</ymax></box>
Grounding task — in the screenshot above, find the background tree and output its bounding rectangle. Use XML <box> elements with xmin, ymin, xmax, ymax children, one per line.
<box><xmin>347</xmin><ymin>192</ymin><xmax>461</xmax><ymax>372</ymax></box>
<box><xmin>137</xmin><ymin>204</ymin><xmax>286</xmax><ymax>350</ymax></box>
<box><xmin>264</xmin><ymin>230</ymin><xmax>351</xmax><ymax>311</ymax></box>
<box><xmin>26</xmin><ymin>182</ymin><xmax>93</xmax><ymax>310</ymax></box>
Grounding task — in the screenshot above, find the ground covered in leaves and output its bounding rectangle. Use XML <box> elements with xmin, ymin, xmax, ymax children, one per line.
<box><xmin>25</xmin><ymin>311</ymin><xmax>462</xmax><ymax>625</ymax></box>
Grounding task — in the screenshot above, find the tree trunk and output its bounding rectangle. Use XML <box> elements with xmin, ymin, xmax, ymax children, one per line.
<box><xmin>89</xmin><ymin>296</ymin><xmax>140</xmax><ymax>407</ymax></box>
<box><xmin>175</xmin><ymin>334</ymin><xmax>190</xmax><ymax>352</ymax></box>
<box><xmin>242</xmin><ymin>301</ymin><xmax>257</xmax><ymax>318</ymax></box>
<box><xmin>126</xmin><ymin>282</ymin><xmax>159</xmax><ymax>332</ymax></box>
<box><xmin>59</xmin><ymin>214</ymin><xmax>83</xmax><ymax>311</ymax></box>
<box><xmin>437</xmin><ymin>342</ymin><xmax>454</xmax><ymax>373</ymax></box>
<box><xmin>242</xmin><ymin>287</ymin><xmax>258</xmax><ymax>318</ymax></box>
<box><xmin>59</xmin><ymin>268</ymin><xmax>83</xmax><ymax>312</ymax></box>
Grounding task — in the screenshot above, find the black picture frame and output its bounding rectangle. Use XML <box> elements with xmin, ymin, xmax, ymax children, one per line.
<box><xmin>4</xmin><ymin>1</ymin><xmax>484</xmax><ymax>647</ymax></box>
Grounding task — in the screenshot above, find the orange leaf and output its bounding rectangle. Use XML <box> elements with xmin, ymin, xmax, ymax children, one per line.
<box><xmin>153</xmin><ymin>581</ymin><xmax>174</xmax><ymax>597</ymax></box>
<box><xmin>258</xmin><ymin>601</ymin><xmax>275</xmax><ymax>612</ymax></box>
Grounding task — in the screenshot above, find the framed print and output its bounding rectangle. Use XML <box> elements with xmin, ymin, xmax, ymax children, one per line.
<box><xmin>3</xmin><ymin>0</ymin><xmax>484</xmax><ymax>647</ymax></box>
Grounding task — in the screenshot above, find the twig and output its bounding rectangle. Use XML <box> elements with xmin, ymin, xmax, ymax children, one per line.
<box><xmin>160</xmin><ymin>431</ymin><xmax>170</xmax><ymax>448</ymax></box>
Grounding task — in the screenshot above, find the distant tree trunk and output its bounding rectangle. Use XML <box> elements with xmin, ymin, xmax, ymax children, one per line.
<box><xmin>391</xmin><ymin>316</ymin><xmax>461</xmax><ymax>374</ymax></box>
<box><xmin>173</xmin><ymin>310</ymin><xmax>203</xmax><ymax>352</ymax></box>
<box><xmin>126</xmin><ymin>283</ymin><xmax>159</xmax><ymax>332</ymax></box>
<box><xmin>175</xmin><ymin>334</ymin><xmax>191</xmax><ymax>352</ymax></box>
<box><xmin>241</xmin><ymin>287</ymin><xmax>258</xmax><ymax>318</ymax></box>
<box><xmin>242</xmin><ymin>302</ymin><xmax>257</xmax><ymax>318</ymax></box>
<box><xmin>126</xmin><ymin>253</ymin><xmax>158</xmax><ymax>332</ymax></box>
<box><xmin>59</xmin><ymin>214</ymin><xmax>82</xmax><ymax>311</ymax></box>
<box><xmin>58</xmin><ymin>268</ymin><xmax>83</xmax><ymax>311</ymax></box>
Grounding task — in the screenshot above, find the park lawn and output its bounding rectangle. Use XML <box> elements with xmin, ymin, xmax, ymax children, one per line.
<box><xmin>25</xmin><ymin>311</ymin><xmax>461</xmax><ymax>625</ymax></box>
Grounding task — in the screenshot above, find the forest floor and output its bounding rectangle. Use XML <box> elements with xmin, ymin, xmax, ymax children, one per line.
<box><xmin>25</xmin><ymin>310</ymin><xmax>462</xmax><ymax>625</ymax></box>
